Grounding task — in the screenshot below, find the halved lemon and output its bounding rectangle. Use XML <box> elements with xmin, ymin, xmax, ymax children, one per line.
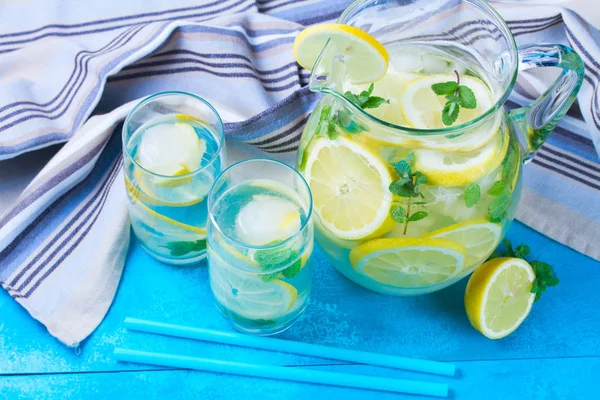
<box><xmin>425</xmin><ymin>218</ymin><xmax>502</xmax><ymax>267</ymax></box>
<box><xmin>413</xmin><ymin>127</ymin><xmax>508</xmax><ymax>187</ymax></box>
<box><xmin>400</xmin><ymin>73</ymin><xmax>495</xmax><ymax>129</ymax></box>
<box><xmin>349</xmin><ymin>238</ymin><xmax>467</xmax><ymax>287</ymax></box>
<box><xmin>293</xmin><ymin>24</ymin><xmax>388</xmax><ymax>84</ymax></box>
<box><xmin>209</xmin><ymin>253</ymin><xmax>297</xmax><ymax>321</ymax></box>
<box><xmin>301</xmin><ymin>136</ymin><xmax>396</xmax><ymax>241</ymax></box>
<box><xmin>465</xmin><ymin>257</ymin><xmax>536</xmax><ymax>339</ymax></box>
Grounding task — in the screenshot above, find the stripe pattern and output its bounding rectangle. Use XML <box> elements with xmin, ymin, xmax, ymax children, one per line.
<box><xmin>0</xmin><ymin>0</ymin><xmax>598</xmax><ymax>346</ymax></box>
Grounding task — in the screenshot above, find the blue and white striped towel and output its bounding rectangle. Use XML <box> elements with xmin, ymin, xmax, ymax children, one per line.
<box><xmin>0</xmin><ymin>0</ymin><xmax>598</xmax><ymax>346</ymax></box>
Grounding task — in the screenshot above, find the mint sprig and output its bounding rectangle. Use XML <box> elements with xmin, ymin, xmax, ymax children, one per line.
<box><xmin>344</xmin><ymin>83</ymin><xmax>390</xmax><ymax>109</ymax></box>
<box><xmin>163</xmin><ymin>239</ymin><xmax>206</xmax><ymax>257</ymax></box>
<box><xmin>314</xmin><ymin>84</ymin><xmax>389</xmax><ymax>140</ymax></box>
<box><xmin>254</xmin><ymin>244</ymin><xmax>303</xmax><ymax>282</ymax></box>
<box><xmin>431</xmin><ymin>70</ymin><xmax>477</xmax><ymax>126</ymax></box>
<box><xmin>488</xmin><ymin>239</ymin><xmax>559</xmax><ymax>302</ymax></box>
<box><xmin>388</xmin><ymin>152</ymin><xmax>429</xmax><ymax>234</ymax></box>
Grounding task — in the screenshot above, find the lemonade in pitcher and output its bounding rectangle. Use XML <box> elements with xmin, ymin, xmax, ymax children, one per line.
<box><xmin>294</xmin><ymin>0</ymin><xmax>583</xmax><ymax>295</ymax></box>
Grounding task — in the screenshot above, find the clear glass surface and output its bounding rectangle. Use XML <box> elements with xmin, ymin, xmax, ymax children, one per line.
<box><xmin>207</xmin><ymin>159</ymin><xmax>314</xmax><ymax>335</ymax></box>
<box><xmin>122</xmin><ymin>91</ymin><xmax>225</xmax><ymax>265</ymax></box>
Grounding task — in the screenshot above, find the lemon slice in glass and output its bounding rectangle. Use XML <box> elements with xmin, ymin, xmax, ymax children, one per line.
<box><xmin>425</xmin><ymin>218</ymin><xmax>502</xmax><ymax>267</ymax></box>
<box><xmin>465</xmin><ymin>257</ymin><xmax>536</xmax><ymax>339</ymax></box>
<box><xmin>293</xmin><ymin>24</ymin><xmax>388</xmax><ymax>84</ymax></box>
<box><xmin>349</xmin><ymin>238</ymin><xmax>467</xmax><ymax>287</ymax></box>
<box><xmin>400</xmin><ymin>73</ymin><xmax>495</xmax><ymax>129</ymax></box>
<box><xmin>302</xmin><ymin>136</ymin><xmax>396</xmax><ymax>241</ymax></box>
<box><xmin>209</xmin><ymin>254</ymin><xmax>297</xmax><ymax>321</ymax></box>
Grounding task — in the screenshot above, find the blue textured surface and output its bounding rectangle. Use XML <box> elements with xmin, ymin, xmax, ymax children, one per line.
<box><xmin>1</xmin><ymin>221</ymin><xmax>599</xmax><ymax>398</ymax></box>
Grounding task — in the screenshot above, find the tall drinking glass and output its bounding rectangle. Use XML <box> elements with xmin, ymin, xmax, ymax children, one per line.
<box><xmin>207</xmin><ymin>159</ymin><xmax>313</xmax><ymax>335</ymax></box>
<box><xmin>123</xmin><ymin>92</ymin><xmax>226</xmax><ymax>265</ymax></box>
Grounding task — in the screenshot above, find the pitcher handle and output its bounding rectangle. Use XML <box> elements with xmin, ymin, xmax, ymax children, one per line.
<box><xmin>508</xmin><ymin>44</ymin><xmax>584</xmax><ymax>163</ymax></box>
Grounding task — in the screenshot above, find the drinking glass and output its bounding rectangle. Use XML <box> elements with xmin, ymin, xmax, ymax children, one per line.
<box><xmin>207</xmin><ymin>159</ymin><xmax>313</xmax><ymax>335</ymax></box>
<box><xmin>122</xmin><ymin>91</ymin><xmax>226</xmax><ymax>265</ymax></box>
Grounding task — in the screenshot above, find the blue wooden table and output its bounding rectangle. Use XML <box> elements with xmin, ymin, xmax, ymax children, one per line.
<box><xmin>1</xmin><ymin>221</ymin><xmax>598</xmax><ymax>399</ymax></box>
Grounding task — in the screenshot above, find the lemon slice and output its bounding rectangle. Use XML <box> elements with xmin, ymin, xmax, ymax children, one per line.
<box><xmin>302</xmin><ymin>136</ymin><xmax>396</xmax><ymax>241</ymax></box>
<box><xmin>425</xmin><ymin>218</ymin><xmax>502</xmax><ymax>267</ymax></box>
<box><xmin>126</xmin><ymin>181</ymin><xmax>207</xmax><ymax>235</ymax></box>
<box><xmin>401</xmin><ymin>73</ymin><xmax>495</xmax><ymax>129</ymax></box>
<box><xmin>413</xmin><ymin>128</ymin><xmax>507</xmax><ymax>186</ymax></box>
<box><xmin>293</xmin><ymin>24</ymin><xmax>388</xmax><ymax>84</ymax></box>
<box><xmin>465</xmin><ymin>257</ymin><xmax>536</xmax><ymax>339</ymax></box>
<box><xmin>349</xmin><ymin>238</ymin><xmax>467</xmax><ymax>287</ymax></box>
<box><xmin>209</xmin><ymin>253</ymin><xmax>297</xmax><ymax>320</ymax></box>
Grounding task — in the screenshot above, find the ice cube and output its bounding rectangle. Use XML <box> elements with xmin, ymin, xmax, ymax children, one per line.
<box><xmin>421</xmin><ymin>54</ymin><xmax>453</xmax><ymax>74</ymax></box>
<box><xmin>390</xmin><ymin>51</ymin><xmax>422</xmax><ymax>73</ymax></box>
<box><xmin>235</xmin><ymin>195</ymin><xmax>301</xmax><ymax>246</ymax></box>
<box><xmin>137</xmin><ymin>122</ymin><xmax>205</xmax><ymax>176</ymax></box>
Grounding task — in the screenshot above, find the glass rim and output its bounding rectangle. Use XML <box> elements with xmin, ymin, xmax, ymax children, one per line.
<box><xmin>331</xmin><ymin>0</ymin><xmax>519</xmax><ymax>136</ymax></box>
<box><xmin>122</xmin><ymin>91</ymin><xmax>225</xmax><ymax>179</ymax></box>
<box><xmin>207</xmin><ymin>158</ymin><xmax>314</xmax><ymax>251</ymax></box>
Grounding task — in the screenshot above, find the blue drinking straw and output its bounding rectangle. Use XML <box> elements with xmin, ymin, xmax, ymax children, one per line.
<box><xmin>124</xmin><ymin>317</ymin><xmax>456</xmax><ymax>377</ymax></box>
<box><xmin>114</xmin><ymin>348</ymin><xmax>448</xmax><ymax>397</ymax></box>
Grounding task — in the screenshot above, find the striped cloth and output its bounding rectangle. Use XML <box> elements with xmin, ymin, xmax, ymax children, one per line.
<box><xmin>0</xmin><ymin>0</ymin><xmax>598</xmax><ymax>346</ymax></box>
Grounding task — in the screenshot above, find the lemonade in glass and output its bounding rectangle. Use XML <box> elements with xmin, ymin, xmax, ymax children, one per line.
<box><xmin>123</xmin><ymin>92</ymin><xmax>225</xmax><ymax>265</ymax></box>
<box><xmin>207</xmin><ymin>159</ymin><xmax>313</xmax><ymax>334</ymax></box>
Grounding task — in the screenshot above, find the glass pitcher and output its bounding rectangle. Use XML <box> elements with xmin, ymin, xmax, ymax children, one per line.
<box><xmin>296</xmin><ymin>0</ymin><xmax>584</xmax><ymax>295</ymax></box>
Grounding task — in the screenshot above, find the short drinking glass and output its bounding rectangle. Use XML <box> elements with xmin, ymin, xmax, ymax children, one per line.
<box><xmin>123</xmin><ymin>91</ymin><xmax>225</xmax><ymax>265</ymax></box>
<box><xmin>207</xmin><ymin>159</ymin><xmax>313</xmax><ymax>335</ymax></box>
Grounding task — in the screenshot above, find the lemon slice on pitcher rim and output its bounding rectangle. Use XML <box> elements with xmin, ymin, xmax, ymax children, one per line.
<box><xmin>293</xmin><ymin>24</ymin><xmax>388</xmax><ymax>84</ymax></box>
<box><xmin>465</xmin><ymin>257</ymin><xmax>536</xmax><ymax>339</ymax></box>
<box><xmin>425</xmin><ymin>218</ymin><xmax>502</xmax><ymax>267</ymax></box>
<box><xmin>349</xmin><ymin>238</ymin><xmax>467</xmax><ymax>288</ymax></box>
<box><xmin>302</xmin><ymin>136</ymin><xmax>396</xmax><ymax>241</ymax></box>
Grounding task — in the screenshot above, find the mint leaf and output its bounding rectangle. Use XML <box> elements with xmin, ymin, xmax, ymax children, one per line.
<box><xmin>487</xmin><ymin>180</ymin><xmax>506</xmax><ymax>196</ymax></box>
<box><xmin>431</xmin><ymin>81</ymin><xmax>458</xmax><ymax>96</ymax></box>
<box><xmin>163</xmin><ymin>239</ymin><xmax>206</xmax><ymax>257</ymax></box>
<box><xmin>433</xmin><ymin>71</ymin><xmax>478</xmax><ymax>126</ymax></box>
<box><xmin>282</xmin><ymin>258</ymin><xmax>303</xmax><ymax>279</ymax></box>
<box><xmin>442</xmin><ymin>101</ymin><xmax>460</xmax><ymax>126</ymax></box>
<box><xmin>389</xmin><ymin>181</ymin><xmax>419</xmax><ymax>197</ymax></box>
<box><xmin>502</xmin><ymin>238</ymin><xmax>515</xmax><ymax>257</ymax></box>
<box><xmin>261</xmin><ymin>272</ymin><xmax>280</xmax><ymax>282</ymax></box>
<box><xmin>488</xmin><ymin>192</ymin><xmax>510</xmax><ymax>222</ymax></box>
<box><xmin>391</xmin><ymin>160</ymin><xmax>412</xmax><ymax>177</ymax></box>
<box><xmin>458</xmin><ymin>85</ymin><xmax>477</xmax><ymax>109</ymax></box>
<box><xmin>254</xmin><ymin>246</ymin><xmax>298</xmax><ymax>271</ymax></box>
<box><xmin>414</xmin><ymin>175</ymin><xmax>427</xmax><ymax>186</ymax></box>
<box><xmin>405</xmin><ymin>152</ymin><xmax>415</xmax><ymax>166</ymax></box>
<box><xmin>361</xmin><ymin>96</ymin><xmax>390</xmax><ymax>109</ymax></box>
<box><xmin>464</xmin><ymin>183</ymin><xmax>481</xmax><ymax>208</ymax></box>
<box><xmin>514</xmin><ymin>244</ymin><xmax>531</xmax><ymax>259</ymax></box>
<box><xmin>408</xmin><ymin>211</ymin><xmax>428</xmax><ymax>222</ymax></box>
<box><xmin>343</xmin><ymin>92</ymin><xmax>360</xmax><ymax>104</ymax></box>
<box><xmin>326</xmin><ymin>121</ymin><xmax>339</xmax><ymax>140</ymax></box>
<box><xmin>391</xmin><ymin>206</ymin><xmax>407</xmax><ymax>223</ymax></box>
<box><xmin>530</xmin><ymin>260</ymin><xmax>560</xmax><ymax>302</ymax></box>
<box><xmin>344</xmin><ymin>84</ymin><xmax>389</xmax><ymax>110</ymax></box>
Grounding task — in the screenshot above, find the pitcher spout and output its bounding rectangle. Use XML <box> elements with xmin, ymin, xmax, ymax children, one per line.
<box><xmin>307</xmin><ymin>41</ymin><xmax>349</xmax><ymax>97</ymax></box>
